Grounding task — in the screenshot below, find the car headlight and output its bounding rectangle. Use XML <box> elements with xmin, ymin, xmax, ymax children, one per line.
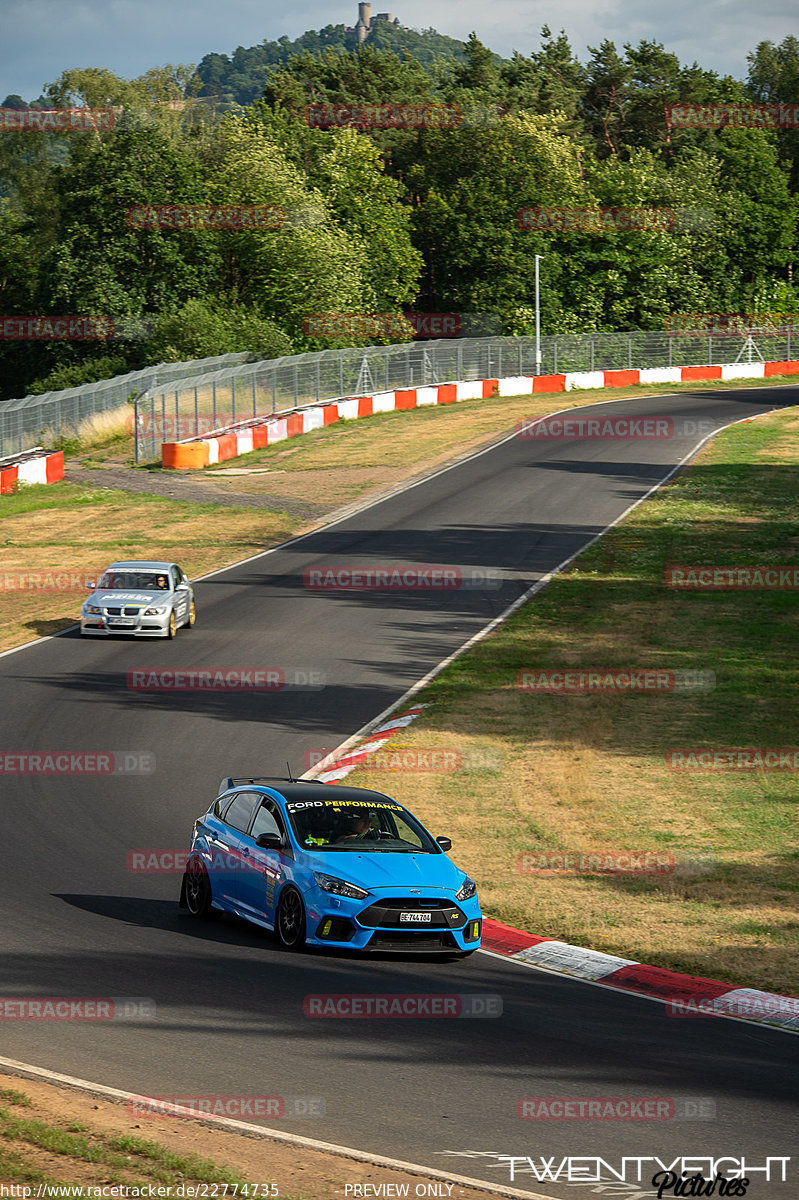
<box><xmin>314</xmin><ymin>872</ymin><xmax>369</xmax><ymax>900</ymax></box>
<box><xmin>84</xmin><ymin>605</ymin><xmax>102</xmax><ymax>614</ymax></box>
<box><xmin>144</xmin><ymin>606</ymin><xmax>168</xmax><ymax>616</ymax></box>
<box><xmin>456</xmin><ymin>876</ymin><xmax>477</xmax><ymax>901</ymax></box>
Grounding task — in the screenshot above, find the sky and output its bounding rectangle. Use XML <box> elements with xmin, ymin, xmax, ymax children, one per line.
<box><xmin>1</xmin><ymin>0</ymin><xmax>797</xmax><ymax>103</ymax></box>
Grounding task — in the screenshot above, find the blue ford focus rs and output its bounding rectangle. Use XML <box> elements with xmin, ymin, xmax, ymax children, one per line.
<box><xmin>179</xmin><ymin>778</ymin><xmax>482</xmax><ymax>955</ymax></box>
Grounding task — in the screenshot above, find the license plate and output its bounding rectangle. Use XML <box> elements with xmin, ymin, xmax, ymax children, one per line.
<box><xmin>108</xmin><ymin>618</ymin><xmax>136</xmax><ymax>627</ymax></box>
<box><xmin>399</xmin><ymin>911</ymin><xmax>432</xmax><ymax>923</ymax></box>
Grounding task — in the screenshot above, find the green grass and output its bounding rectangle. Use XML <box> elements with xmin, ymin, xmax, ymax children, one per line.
<box><xmin>347</xmin><ymin>404</ymin><xmax>799</xmax><ymax>993</ymax></box>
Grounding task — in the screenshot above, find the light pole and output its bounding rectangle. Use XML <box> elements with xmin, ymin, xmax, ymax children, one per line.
<box><xmin>535</xmin><ymin>254</ymin><xmax>544</xmax><ymax>375</ymax></box>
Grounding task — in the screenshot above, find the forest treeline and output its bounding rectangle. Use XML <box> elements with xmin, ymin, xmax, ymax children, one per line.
<box><xmin>0</xmin><ymin>28</ymin><xmax>797</xmax><ymax>400</ymax></box>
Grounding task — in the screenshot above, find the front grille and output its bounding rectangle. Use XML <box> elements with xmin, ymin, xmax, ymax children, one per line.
<box><xmin>124</xmin><ymin>606</ymin><xmax>140</xmax><ymax>616</ymax></box>
<box><xmin>358</xmin><ymin>898</ymin><xmax>466</xmax><ymax>930</ymax></box>
<box><xmin>105</xmin><ymin>607</ymin><xmax>121</xmax><ymax>615</ymax></box>
<box><xmin>368</xmin><ymin>930</ymin><xmax>457</xmax><ymax>951</ymax></box>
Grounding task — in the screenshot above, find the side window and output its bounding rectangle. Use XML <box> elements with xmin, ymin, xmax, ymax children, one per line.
<box><xmin>251</xmin><ymin>802</ymin><xmax>283</xmax><ymax>842</ymax></box>
<box><xmin>223</xmin><ymin>791</ymin><xmax>259</xmax><ymax>833</ymax></box>
<box><xmin>170</xmin><ymin>566</ymin><xmax>180</xmax><ymax>590</ymax></box>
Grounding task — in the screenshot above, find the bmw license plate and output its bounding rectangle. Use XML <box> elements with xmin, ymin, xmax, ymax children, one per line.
<box><xmin>399</xmin><ymin>911</ymin><xmax>432</xmax><ymax>923</ymax></box>
<box><xmin>109</xmin><ymin>618</ymin><xmax>136</xmax><ymax>627</ymax></box>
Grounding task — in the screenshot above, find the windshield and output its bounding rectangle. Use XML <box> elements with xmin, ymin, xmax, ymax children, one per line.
<box><xmin>98</xmin><ymin>571</ymin><xmax>170</xmax><ymax>591</ymax></box>
<box><xmin>284</xmin><ymin>798</ymin><xmax>439</xmax><ymax>853</ymax></box>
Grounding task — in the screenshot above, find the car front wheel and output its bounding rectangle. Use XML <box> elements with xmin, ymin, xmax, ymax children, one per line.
<box><xmin>167</xmin><ymin>610</ymin><xmax>177</xmax><ymax>639</ymax></box>
<box><xmin>276</xmin><ymin>887</ymin><xmax>306</xmax><ymax>950</ymax></box>
<box><xmin>183</xmin><ymin>859</ymin><xmax>215</xmax><ymax>918</ymax></box>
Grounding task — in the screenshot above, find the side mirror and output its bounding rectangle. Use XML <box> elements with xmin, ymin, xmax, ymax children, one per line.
<box><xmin>436</xmin><ymin>836</ymin><xmax>452</xmax><ymax>851</ymax></box>
<box><xmin>86</xmin><ymin>582</ymin><xmax>95</xmax><ymax>589</ymax></box>
<box><xmin>256</xmin><ymin>832</ymin><xmax>282</xmax><ymax>849</ymax></box>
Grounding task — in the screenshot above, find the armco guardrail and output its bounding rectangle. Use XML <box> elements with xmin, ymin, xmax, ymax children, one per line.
<box><xmin>0</xmin><ymin>352</ymin><xmax>253</xmax><ymax>459</ymax></box>
<box><xmin>133</xmin><ymin>329</ymin><xmax>796</xmax><ymax>462</ymax></box>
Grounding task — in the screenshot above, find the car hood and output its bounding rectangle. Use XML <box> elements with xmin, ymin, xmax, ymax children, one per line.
<box><xmin>87</xmin><ymin>589</ymin><xmax>168</xmax><ymax>605</ymax></box>
<box><xmin>302</xmin><ymin>849</ymin><xmax>468</xmax><ymax>893</ymax></box>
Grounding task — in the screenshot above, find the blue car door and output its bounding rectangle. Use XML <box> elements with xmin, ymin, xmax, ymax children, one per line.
<box><xmin>209</xmin><ymin>790</ymin><xmax>260</xmax><ymax>906</ymax></box>
<box><xmin>238</xmin><ymin>798</ymin><xmax>291</xmax><ymax>925</ymax></box>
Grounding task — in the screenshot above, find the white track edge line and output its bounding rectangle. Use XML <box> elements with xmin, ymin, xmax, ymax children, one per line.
<box><xmin>0</xmin><ymin>1055</ymin><xmax>559</xmax><ymax>1200</ymax></box>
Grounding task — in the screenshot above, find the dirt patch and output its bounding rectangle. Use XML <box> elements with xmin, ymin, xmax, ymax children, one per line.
<box><xmin>0</xmin><ymin>1071</ymin><xmax>512</xmax><ymax>1199</ymax></box>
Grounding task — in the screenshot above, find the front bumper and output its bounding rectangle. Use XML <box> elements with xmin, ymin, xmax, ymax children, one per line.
<box><xmin>81</xmin><ymin>610</ymin><xmax>172</xmax><ymax>637</ymax></box>
<box><xmin>305</xmin><ymin>888</ymin><xmax>483</xmax><ymax>953</ymax></box>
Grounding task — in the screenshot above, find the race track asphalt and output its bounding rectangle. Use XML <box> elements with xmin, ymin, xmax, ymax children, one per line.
<box><xmin>2</xmin><ymin>385</ymin><xmax>797</xmax><ymax>1197</ymax></box>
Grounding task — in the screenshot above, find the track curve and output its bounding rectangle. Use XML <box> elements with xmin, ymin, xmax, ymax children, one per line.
<box><xmin>2</xmin><ymin>385</ymin><xmax>798</xmax><ymax>1196</ymax></box>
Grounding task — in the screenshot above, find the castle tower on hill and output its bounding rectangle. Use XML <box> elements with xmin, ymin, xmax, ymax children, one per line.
<box><xmin>351</xmin><ymin>2</ymin><xmax>401</xmax><ymax>42</ymax></box>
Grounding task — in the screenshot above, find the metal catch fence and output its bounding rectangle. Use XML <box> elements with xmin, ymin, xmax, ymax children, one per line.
<box><xmin>133</xmin><ymin>329</ymin><xmax>795</xmax><ymax>462</ymax></box>
<box><xmin>0</xmin><ymin>352</ymin><xmax>252</xmax><ymax>460</ymax></box>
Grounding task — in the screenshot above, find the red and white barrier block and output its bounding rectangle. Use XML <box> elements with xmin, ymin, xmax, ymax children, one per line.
<box><xmin>161</xmin><ymin>359</ymin><xmax>799</xmax><ymax>469</ymax></box>
<box><xmin>0</xmin><ymin>448</ymin><xmax>64</xmax><ymax>494</ymax></box>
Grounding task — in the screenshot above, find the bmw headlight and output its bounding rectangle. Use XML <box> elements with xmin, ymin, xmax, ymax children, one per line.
<box><xmin>144</xmin><ymin>606</ymin><xmax>168</xmax><ymax>615</ymax></box>
<box><xmin>456</xmin><ymin>875</ymin><xmax>477</xmax><ymax>901</ymax></box>
<box><xmin>314</xmin><ymin>872</ymin><xmax>369</xmax><ymax>900</ymax></box>
<box><xmin>84</xmin><ymin>604</ymin><xmax>102</xmax><ymax>614</ymax></box>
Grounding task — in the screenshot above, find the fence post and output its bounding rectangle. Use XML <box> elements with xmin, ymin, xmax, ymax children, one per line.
<box><xmin>339</xmin><ymin>356</ymin><xmax>344</xmax><ymax>397</ymax></box>
<box><xmin>252</xmin><ymin>373</ymin><xmax>257</xmax><ymax>419</ymax></box>
<box><xmin>708</xmin><ymin>336</ymin><xmax>713</xmax><ymax>366</ymax></box>
<box><xmin>194</xmin><ymin>386</ymin><xmax>198</xmax><ymax>439</ymax></box>
<box><xmin>212</xmin><ymin>381</ymin><xmax>217</xmax><ymax>429</ymax></box>
<box><xmin>271</xmin><ymin>372</ymin><xmax>276</xmax><ymax>414</ymax></box>
<box><xmin>232</xmin><ymin>375</ymin><xmax>237</xmax><ymax>425</ymax></box>
<box><xmin>628</xmin><ymin>336</ymin><xmax>632</xmax><ymax>369</ymax></box>
<box><xmin>591</xmin><ymin>339</ymin><xmax>595</xmax><ymax>371</ymax></box>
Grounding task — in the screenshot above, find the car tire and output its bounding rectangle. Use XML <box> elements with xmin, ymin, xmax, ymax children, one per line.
<box><xmin>185</xmin><ymin>600</ymin><xmax>196</xmax><ymax>629</ymax></box>
<box><xmin>276</xmin><ymin>887</ymin><xmax>306</xmax><ymax>950</ymax></box>
<box><xmin>183</xmin><ymin>859</ymin><xmax>215</xmax><ymax>918</ymax></box>
<box><xmin>167</xmin><ymin>610</ymin><xmax>177</xmax><ymax>639</ymax></box>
